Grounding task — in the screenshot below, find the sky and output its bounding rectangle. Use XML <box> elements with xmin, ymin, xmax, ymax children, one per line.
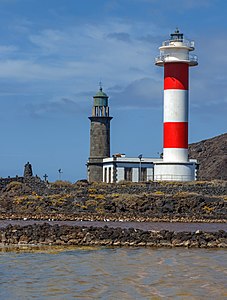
<box><xmin>0</xmin><ymin>0</ymin><xmax>226</xmax><ymax>182</ymax></box>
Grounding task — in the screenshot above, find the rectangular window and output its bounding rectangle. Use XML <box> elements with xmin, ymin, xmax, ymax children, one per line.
<box><xmin>124</xmin><ymin>168</ymin><xmax>132</xmax><ymax>181</ymax></box>
<box><xmin>141</xmin><ymin>168</ymin><xmax>147</xmax><ymax>182</ymax></box>
<box><xmin>104</xmin><ymin>168</ymin><xmax>107</xmax><ymax>183</ymax></box>
<box><xmin>108</xmin><ymin>167</ymin><xmax>112</xmax><ymax>183</ymax></box>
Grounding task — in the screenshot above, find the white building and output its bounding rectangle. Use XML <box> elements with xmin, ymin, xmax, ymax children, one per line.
<box><xmin>103</xmin><ymin>154</ymin><xmax>197</xmax><ymax>183</ymax></box>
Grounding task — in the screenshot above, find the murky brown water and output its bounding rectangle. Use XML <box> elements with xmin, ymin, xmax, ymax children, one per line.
<box><xmin>0</xmin><ymin>246</ymin><xmax>226</xmax><ymax>299</ymax></box>
<box><xmin>0</xmin><ymin>219</ymin><xmax>226</xmax><ymax>232</ymax></box>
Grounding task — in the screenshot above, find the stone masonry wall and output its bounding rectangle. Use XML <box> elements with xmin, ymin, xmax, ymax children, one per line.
<box><xmin>88</xmin><ymin>116</ymin><xmax>112</xmax><ymax>182</ymax></box>
<box><xmin>89</xmin><ymin>117</ymin><xmax>111</xmax><ymax>158</ymax></box>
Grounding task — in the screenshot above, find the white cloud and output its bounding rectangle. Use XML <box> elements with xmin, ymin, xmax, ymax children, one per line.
<box><xmin>26</xmin><ymin>97</ymin><xmax>88</xmax><ymax>118</ymax></box>
<box><xmin>29</xmin><ymin>29</ymin><xmax>65</xmax><ymax>54</ymax></box>
<box><xmin>0</xmin><ymin>21</ymin><xmax>160</xmax><ymax>86</ymax></box>
<box><xmin>0</xmin><ymin>17</ymin><xmax>226</xmax><ymax>118</ymax></box>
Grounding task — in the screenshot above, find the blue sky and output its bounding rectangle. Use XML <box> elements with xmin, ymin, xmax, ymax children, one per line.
<box><xmin>0</xmin><ymin>0</ymin><xmax>226</xmax><ymax>182</ymax></box>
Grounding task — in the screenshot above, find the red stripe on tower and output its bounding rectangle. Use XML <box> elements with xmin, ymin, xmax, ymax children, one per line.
<box><xmin>164</xmin><ymin>122</ymin><xmax>188</xmax><ymax>148</ymax></box>
<box><xmin>164</xmin><ymin>63</ymin><xmax>188</xmax><ymax>90</ymax></box>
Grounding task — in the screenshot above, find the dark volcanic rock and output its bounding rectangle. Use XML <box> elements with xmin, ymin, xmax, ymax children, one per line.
<box><xmin>189</xmin><ymin>133</ymin><xmax>227</xmax><ymax>180</ymax></box>
<box><xmin>0</xmin><ymin>179</ymin><xmax>226</xmax><ymax>221</ymax></box>
<box><xmin>0</xmin><ymin>223</ymin><xmax>226</xmax><ymax>248</ymax></box>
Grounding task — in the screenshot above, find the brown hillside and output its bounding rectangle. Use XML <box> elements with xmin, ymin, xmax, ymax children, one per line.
<box><xmin>189</xmin><ymin>133</ymin><xmax>227</xmax><ymax>180</ymax></box>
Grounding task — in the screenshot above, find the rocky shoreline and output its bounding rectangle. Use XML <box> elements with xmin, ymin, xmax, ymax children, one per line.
<box><xmin>0</xmin><ymin>223</ymin><xmax>226</xmax><ymax>248</ymax></box>
<box><xmin>0</xmin><ymin>213</ymin><xmax>226</xmax><ymax>223</ymax></box>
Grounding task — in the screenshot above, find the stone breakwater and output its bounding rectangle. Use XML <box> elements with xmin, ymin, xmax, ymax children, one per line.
<box><xmin>0</xmin><ymin>223</ymin><xmax>226</xmax><ymax>248</ymax></box>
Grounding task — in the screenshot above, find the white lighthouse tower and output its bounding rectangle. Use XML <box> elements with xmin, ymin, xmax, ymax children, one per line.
<box><xmin>154</xmin><ymin>28</ymin><xmax>198</xmax><ymax>181</ymax></box>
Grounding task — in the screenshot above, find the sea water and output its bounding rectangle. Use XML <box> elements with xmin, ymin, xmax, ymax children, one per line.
<box><xmin>0</xmin><ymin>246</ymin><xmax>226</xmax><ymax>299</ymax></box>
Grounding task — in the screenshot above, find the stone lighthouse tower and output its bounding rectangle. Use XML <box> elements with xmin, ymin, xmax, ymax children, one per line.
<box><xmin>87</xmin><ymin>86</ymin><xmax>112</xmax><ymax>182</ymax></box>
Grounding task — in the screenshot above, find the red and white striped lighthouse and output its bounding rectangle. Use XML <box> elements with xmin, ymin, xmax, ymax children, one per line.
<box><xmin>156</xmin><ymin>29</ymin><xmax>198</xmax><ymax>163</ymax></box>
<box><xmin>154</xmin><ymin>29</ymin><xmax>198</xmax><ymax>181</ymax></box>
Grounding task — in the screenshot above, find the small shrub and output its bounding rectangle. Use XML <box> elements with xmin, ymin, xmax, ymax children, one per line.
<box><xmin>118</xmin><ymin>180</ymin><xmax>133</xmax><ymax>186</ymax></box>
<box><xmin>202</xmin><ymin>205</ymin><xmax>214</xmax><ymax>213</ymax></box>
<box><xmin>173</xmin><ymin>191</ymin><xmax>197</xmax><ymax>198</ymax></box>
<box><xmin>86</xmin><ymin>200</ymin><xmax>98</xmax><ymax>207</ymax></box>
<box><xmin>91</xmin><ymin>182</ymin><xmax>109</xmax><ymax>189</ymax></box>
<box><xmin>111</xmin><ymin>193</ymin><xmax>120</xmax><ymax>198</ymax></box>
<box><xmin>95</xmin><ymin>207</ymin><xmax>105</xmax><ymax>214</ymax></box>
<box><xmin>6</xmin><ymin>181</ymin><xmax>23</xmax><ymax>191</ymax></box>
<box><xmin>89</xmin><ymin>193</ymin><xmax>105</xmax><ymax>200</ymax></box>
<box><xmin>51</xmin><ymin>180</ymin><xmax>73</xmax><ymax>188</ymax></box>
<box><xmin>89</xmin><ymin>194</ymin><xmax>96</xmax><ymax>198</ymax></box>
<box><xmin>154</xmin><ymin>191</ymin><xmax>165</xmax><ymax>195</ymax></box>
<box><xmin>14</xmin><ymin>195</ymin><xmax>28</xmax><ymax>204</ymax></box>
<box><xmin>95</xmin><ymin>194</ymin><xmax>105</xmax><ymax>200</ymax></box>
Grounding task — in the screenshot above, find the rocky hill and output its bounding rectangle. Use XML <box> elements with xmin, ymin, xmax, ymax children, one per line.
<box><xmin>189</xmin><ymin>133</ymin><xmax>227</xmax><ymax>180</ymax></box>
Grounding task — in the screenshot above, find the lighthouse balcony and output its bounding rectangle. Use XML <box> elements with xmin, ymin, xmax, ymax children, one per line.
<box><xmin>161</xmin><ymin>39</ymin><xmax>195</xmax><ymax>49</ymax></box>
<box><xmin>155</xmin><ymin>54</ymin><xmax>198</xmax><ymax>66</ymax></box>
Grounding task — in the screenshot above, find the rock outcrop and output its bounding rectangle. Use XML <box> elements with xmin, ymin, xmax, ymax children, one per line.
<box><xmin>189</xmin><ymin>133</ymin><xmax>227</xmax><ymax>180</ymax></box>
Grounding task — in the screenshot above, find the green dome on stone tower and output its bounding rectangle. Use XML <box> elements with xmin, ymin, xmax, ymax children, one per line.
<box><xmin>94</xmin><ymin>87</ymin><xmax>108</xmax><ymax>98</ymax></box>
<box><xmin>93</xmin><ymin>87</ymin><xmax>108</xmax><ymax>107</ymax></box>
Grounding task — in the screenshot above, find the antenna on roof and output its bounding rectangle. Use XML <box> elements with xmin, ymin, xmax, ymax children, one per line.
<box><xmin>99</xmin><ymin>80</ymin><xmax>103</xmax><ymax>91</ymax></box>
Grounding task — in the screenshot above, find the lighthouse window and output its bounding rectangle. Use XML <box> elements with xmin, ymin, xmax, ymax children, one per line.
<box><xmin>124</xmin><ymin>168</ymin><xmax>132</xmax><ymax>181</ymax></box>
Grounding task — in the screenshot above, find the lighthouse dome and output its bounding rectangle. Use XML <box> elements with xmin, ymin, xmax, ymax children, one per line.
<box><xmin>93</xmin><ymin>87</ymin><xmax>108</xmax><ymax>106</ymax></box>
<box><xmin>94</xmin><ymin>88</ymin><xmax>108</xmax><ymax>98</ymax></box>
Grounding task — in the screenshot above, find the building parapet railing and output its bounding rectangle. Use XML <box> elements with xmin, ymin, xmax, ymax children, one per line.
<box><xmin>154</xmin><ymin>174</ymin><xmax>195</xmax><ymax>181</ymax></box>
<box><xmin>162</xmin><ymin>39</ymin><xmax>195</xmax><ymax>48</ymax></box>
<box><xmin>155</xmin><ymin>54</ymin><xmax>198</xmax><ymax>64</ymax></box>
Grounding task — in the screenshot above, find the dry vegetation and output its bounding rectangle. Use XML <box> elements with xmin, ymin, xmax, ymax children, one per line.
<box><xmin>0</xmin><ymin>179</ymin><xmax>226</xmax><ymax>221</ymax></box>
